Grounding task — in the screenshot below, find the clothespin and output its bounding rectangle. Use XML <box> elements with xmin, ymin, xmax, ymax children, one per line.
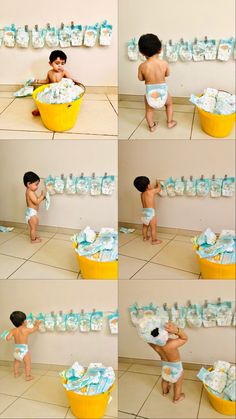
<box><xmin>61</xmin><ymin>174</ymin><xmax>64</xmax><ymax>180</ymax></box>
<box><xmin>174</xmin><ymin>302</ymin><xmax>178</xmax><ymax>310</ymax></box>
<box><xmin>35</xmin><ymin>24</ymin><xmax>39</xmax><ymax>31</ymax></box>
<box><xmin>217</xmin><ymin>297</ymin><xmax>221</xmax><ymax>305</ymax></box>
<box><xmin>201</xmin><ymin>174</ymin><xmax>204</xmax><ymax>180</ymax></box>
<box><xmin>47</xmin><ymin>23</ymin><xmax>51</xmax><ymax>30</ymax></box>
<box><xmin>204</xmin><ymin>300</ymin><xmax>208</xmax><ymax>308</ymax></box>
<box><xmin>163</xmin><ymin>303</ymin><xmax>168</xmax><ymax>311</ymax></box>
<box><xmin>190</xmin><ymin>175</ymin><xmax>193</xmax><ymax>181</ymax></box>
<box><xmin>187</xmin><ymin>300</ymin><xmax>192</xmax><ymax>308</ymax></box>
<box><xmin>104</xmin><ymin>172</ymin><xmax>108</xmax><ymax>177</ymax></box>
<box><xmin>69</xmin><ymin>309</ymin><xmax>73</xmax><ymax>314</ymax></box>
<box><xmin>212</xmin><ymin>174</ymin><xmax>215</xmax><ymax>180</ymax></box>
<box><xmin>181</xmin><ymin>176</ymin><xmax>184</xmax><ymax>182</ymax></box>
<box><xmin>180</xmin><ymin>38</ymin><xmax>184</xmax><ymax>45</ymax></box>
<box><xmin>93</xmin><ymin>308</ymin><xmax>96</xmax><ymax>313</ymax></box>
<box><xmin>71</xmin><ymin>21</ymin><xmax>75</xmax><ymax>29</ymax></box>
<box><xmin>92</xmin><ymin>172</ymin><xmax>95</xmax><ymax>178</ymax></box>
<box><xmin>61</xmin><ymin>22</ymin><xmax>64</xmax><ymax>30</ymax></box>
<box><xmin>70</xmin><ymin>173</ymin><xmax>73</xmax><ymax>179</ymax></box>
<box><xmin>194</xmin><ymin>37</ymin><xmax>198</xmax><ymax>44</ymax></box>
<box><xmin>59</xmin><ymin>310</ymin><xmax>63</xmax><ymax>315</ymax></box>
<box><xmin>51</xmin><ymin>310</ymin><xmax>54</xmax><ymax>316</ymax></box>
<box><xmin>204</xmin><ymin>35</ymin><xmax>208</xmax><ymax>43</ymax></box>
<box><xmin>169</xmin><ymin>39</ymin><xmax>172</xmax><ymax>46</ymax></box>
<box><xmin>224</xmin><ymin>174</ymin><xmax>228</xmax><ymax>179</ymax></box>
<box><xmin>81</xmin><ymin>309</ymin><xmax>84</xmax><ymax>315</ymax></box>
<box><xmin>80</xmin><ymin>172</ymin><xmax>84</xmax><ymax>178</ymax></box>
<box><xmin>25</xmin><ymin>25</ymin><xmax>28</xmax><ymax>32</ymax></box>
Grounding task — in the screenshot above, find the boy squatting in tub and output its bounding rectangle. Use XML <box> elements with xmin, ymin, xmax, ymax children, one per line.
<box><xmin>138</xmin><ymin>34</ymin><xmax>177</xmax><ymax>132</ymax></box>
<box><xmin>32</xmin><ymin>49</ymin><xmax>80</xmax><ymax>116</ymax></box>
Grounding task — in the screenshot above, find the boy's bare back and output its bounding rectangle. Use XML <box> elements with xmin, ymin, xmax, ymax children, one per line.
<box><xmin>138</xmin><ymin>55</ymin><xmax>169</xmax><ymax>85</ymax></box>
<box><xmin>141</xmin><ymin>181</ymin><xmax>161</xmax><ymax>208</ymax></box>
<box><xmin>9</xmin><ymin>326</ymin><xmax>31</xmax><ymax>344</ymax></box>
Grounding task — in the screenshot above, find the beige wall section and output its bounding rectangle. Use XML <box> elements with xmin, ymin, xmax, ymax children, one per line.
<box><xmin>119</xmin><ymin>0</ymin><xmax>235</xmax><ymax>96</ymax></box>
<box><xmin>118</xmin><ymin>141</ymin><xmax>235</xmax><ymax>232</ymax></box>
<box><xmin>0</xmin><ymin>280</ymin><xmax>117</xmax><ymax>368</ymax></box>
<box><xmin>0</xmin><ymin>0</ymin><xmax>117</xmax><ymax>86</ymax></box>
<box><xmin>119</xmin><ymin>280</ymin><xmax>236</xmax><ymax>365</ymax></box>
<box><xmin>0</xmin><ymin>141</ymin><xmax>117</xmax><ymax>230</ymax></box>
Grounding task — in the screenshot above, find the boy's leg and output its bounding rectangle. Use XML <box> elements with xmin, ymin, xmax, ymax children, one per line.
<box><xmin>13</xmin><ymin>359</ymin><xmax>21</xmax><ymax>377</ymax></box>
<box><xmin>173</xmin><ymin>372</ymin><xmax>185</xmax><ymax>403</ymax></box>
<box><xmin>142</xmin><ymin>224</ymin><xmax>149</xmax><ymax>241</ymax></box>
<box><xmin>28</xmin><ymin>216</ymin><xmax>41</xmax><ymax>243</ymax></box>
<box><xmin>165</xmin><ymin>94</ymin><xmax>177</xmax><ymax>129</ymax></box>
<box><xmin>144</xmin><ymin>96</ymin><xmax>157</xmax><ymax>132</ymax></box>
<box><xmin>162</xmin><ymin>378</ymin><xmax>171</xmax><ymax>396</ymax></box>
<box><xmin>150</xmin><ymin>216</ymin><xmax>162</xmax><ymax>245</ymax></box>
<box><xmin>24</xmin><ymin>352</ymin><xmax>34</xmax><ymax>381</ymax></box>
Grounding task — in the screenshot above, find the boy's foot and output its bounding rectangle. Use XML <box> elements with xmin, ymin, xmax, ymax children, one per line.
<box><xmin>149</xmin><ymin>122</ymin><xmax>158</xmax><ymax>132</ymax></box>
<box><xmin>163</xmin><ymin>384</ymin><xmax>171</xmax><ymax>397</ymax></box>
<box><xmin>152</xmin><ymin>239</ymin><xmax>162</xmax><ymax>245</ymax></box>
<box><xmin>14</xmin><ymin>372</ymin><xmax>20</xmax><ymax>378</ymax></box>
<box><xmin>32</xmin><ymin>109</ymin><xmax>40</xmax><ymax>116</ymax></box>
<box><xmin>173</xmin><ymin>393</ymin><xmax>185</xmax><ymax>404</ymax></box>
<box><xmin>167</xmin><ymin>120</ymin><xmax>177</xmax><ymax>129</ymax></box>
<box><xmin>25</xmin><ymin>375</ymin><xmax>34</xmax><ymax>381</ymax></box>
<box><xmin>143</xmin><ymin>236</ymin><xmax>150</xmax><ymax>241</ymax></box>
<box><xmin>31</xmin><ymin>238</ymin><xmax>42</xmax><ymax>244</ymax></box>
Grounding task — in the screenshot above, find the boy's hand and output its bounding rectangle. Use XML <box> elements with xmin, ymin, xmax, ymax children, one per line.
<box><xmin>41</xmin><ymin>190</ymin><xmax>46</xmax><ymax>198</ymax></box>
<box><xmin>164</xmin><ymin>322</ymin><xmax>178</xmax><ymax>334</ymax></box>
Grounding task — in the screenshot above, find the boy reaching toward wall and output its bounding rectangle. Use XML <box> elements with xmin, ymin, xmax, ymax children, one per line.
<box><xmin>149</xmin><ymin>322</ymin><xmax>188</xmax><ymax>403</ymax></box>
<box><xmin>138</xmin><ymin>34</ymin><xmax>177</xmax><ymax>132</ymax></box>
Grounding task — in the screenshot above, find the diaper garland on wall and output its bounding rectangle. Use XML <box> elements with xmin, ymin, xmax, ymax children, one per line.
<box><xmin>45</xmin><ymin>173</ymin><xmax>116</xmax><ymax>197</ymax></box>
<box><xmin>157</xmin><ymin>175</ymin><xmax>235</xmax><ymax>198</ymax></box>
<box><xmin>129</xmin><ymin>300</ymin><xmax>236</xmax><ymax>329</ymax></box>
<box><xmin>0</xmin><ymin>20</ymin><xmax>113</xmax><ymax>49</ymax></box>
<box><xmin>127</xmin><ymin>36</ymin><xmax>235</xmax><ymax>62</ymax></box>
<box><xmin>0</xmin><ymin>310</ymin><xmax>118</xmax><ymax>336</ymax></box>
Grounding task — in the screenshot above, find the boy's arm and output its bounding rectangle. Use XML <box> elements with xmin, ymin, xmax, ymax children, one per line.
<box><xmin>138</xmin><ymin>64</ymin><xmax>144</xmax><ymax>81</ymax></box>
<box><xmin>28</xmin><ymin>190</ymin><xmax>45</xmax><ymax>205</ymax></box>
<box><xmin>25</xmin><ymin>320</ymin><xmax>41</xmax><ymax>335</ymax></box>
<box><xmin>6</xmin><ymin>329</ymin><xmax>14</xmax><ymax>341</ymax></box>
<box><xmin>64</xmin><ymin>70</ymin><xmax>80</xmax><ymax>84</ymax></box>
<box><xmin>33</xmin><ymin>72</ymin><xmax>50</xmax><ymax>85</ymax></box>
<box><xmin>165</xmin><ymin>322</ymin><xmax>188</xmax><ymax>348</ymax></box>
<box><xmin>165</xmin><ymin>63</ymin><xmax>170</xmax><ymax>77</ymax></box>
<box><xmin>153</xmin><ymin>180</ymin><xmax>161</xmax><ymax>194</ymax></box>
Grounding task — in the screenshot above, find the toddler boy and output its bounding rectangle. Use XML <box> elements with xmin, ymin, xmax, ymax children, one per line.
<box><xmin>23</xmin><ymin>171</ymin><xmax>45</xmax><ymax>243</ymax></box>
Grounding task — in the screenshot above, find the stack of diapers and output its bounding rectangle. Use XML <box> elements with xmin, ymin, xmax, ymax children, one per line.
<box><xmin>72</xmin><ymin>227</ymin><xmax>118</xmax><ymax>262</ymax></box>
<box><xmin>193</xmin><ymin>228</ymin><xmax>236</xmax><ymax>265</ymax></box>
<box><xmin>197</xmin><ymin>361</ymin><xmax>236</xmax><ymax>402</ymax></box>
<box><xmin>36</xmin><ymin>79</ymin><xmax>84</xmax><ymax>104</ymax></box>
<box><xmin>190</xmin><ymin>88</ymin><xmax>236</xmax><ymax>115</ymax></box>
<box><xmin>136</xmin><ymin>315</ymin><xmax>169</xmax><ymax>346</ymax></box>
<box><xmin>60</xmin><ymin>362</ymin><xmax>115</xmax><ymax>396</ymax></box>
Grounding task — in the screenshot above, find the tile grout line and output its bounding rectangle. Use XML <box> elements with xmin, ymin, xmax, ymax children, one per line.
<box><xmin>106</xmin><ymin>94</ymin><xmax>118</xmax><ymax>116</ymax></box>
<box><xmin>190</xmin><ymin>106</ymin><xmax>196</xmax><ymax>140</ymax></box>
<box><xmin>136</xmin><ymin>375</ymin><xmax>161</xmax><ymax>417</ymax></box>
<box><xmin>127</xmin><ymin>117</ymin><xmax>146</xmax><ymax>140</ymax></box>
<box><xmin>0</xmin><ymin>98</ymin><xmax>16</xmax><ymax>116</ymax></box>
<box><xmin>196</xmin><ymin>384</ymin><xmax>204</xmax><ymax>419</ymax></box>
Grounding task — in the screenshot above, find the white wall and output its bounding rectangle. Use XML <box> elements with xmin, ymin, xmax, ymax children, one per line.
<box><xmin>0</xmin><ymin>280</ymin><xmax>117</xmax><ymax>368</ymax></box>
<box><xmin>119</xmin><ymin>280</ymin><xmax>236</xmax><ymax>365</ymax></box>
<box><xmin>119</xmin><ymin>0</ymin><xmax>235</xmax><ymax>96</ymax></box>
<box><xmin>118</xmin><ymin>141</ymin><xmax>235</xmax><ymax>232</ymax></box>
<box><xmin>0</xmin><ymin>141</ymin><xmax>117</xmax><ymax>230</ymax></box>
<box><xmin>0</xmin><ymin>0</ymin><xmax>117</xmax><ymax>86</ymax></box>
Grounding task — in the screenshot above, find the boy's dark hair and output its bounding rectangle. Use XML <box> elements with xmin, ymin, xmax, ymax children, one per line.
<box><xmin>151</xmin><ymin>327</ymin><xmax>159</xmax><ymax>337</ymax></box>
<box><xmin>49</xmin><ymin>50</ymin><xmax>67</xmax><ymax>63</ymax></box>
<box><xmin>23</xmin><ymin>171</ymin><xmax>40</xmax><ymax>187</ymax></box>
<box><xmin>10</xmin><ymin>311</ymin><xmax>26</xmax><ymax>327</ymax></box>
<box><xmin>133</xmin><ymin>176</ymin><xmax>150</xmax><ymax>192</ymax></box>
<box><xmin>138</xmin><ymin>34</ymin><xmax>162</xmax><ymax>57</ymax></box>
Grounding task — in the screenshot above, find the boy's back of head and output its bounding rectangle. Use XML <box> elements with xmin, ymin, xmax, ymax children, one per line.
<box><xmin>23</xmin><ymin>171</ymin><xmax>40</xmax><ymax>187</ymax></box>
<box><xmin>49</xmin><ymin>50</ymin><xmax>67</xmax><ymax>63</ymax></box>
<box><xmin>10</xmin><ymin>311</ymin><xmax>26</xmax><ymax>328</ymax></box>
<box><xmin>134</xmin><ymin>176</ymin><xmax>150</xmax><ymax>192</ymax></box>
<box><xmin>138</xmin><ymin>34</ymin><xmax>162</xmax><ymax>57</ymax></box>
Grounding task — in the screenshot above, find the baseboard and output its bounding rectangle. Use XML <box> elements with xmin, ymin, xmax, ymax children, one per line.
<box><xmin>118</xmin><ymin>221</ymin><xmax>202</xmax><ymax>237</ymax></box>
<box><xmin>0</xmin><ymin>360</ymin><xmax>69</xmax><ymax>370</ymax></box>
<box><xmin>119</xmin><ymin>357</ymin><xmax>211</xmax><ymax>371</ymax></box>
<box><xmin>0</xmin><ymin>220</ymin><xmax>81</xmax><ymax>235</ymax></box>
<box><xmin>0</xmin><ymin>84</ymin><xmax>118</xmax><ymax>95</ymax></box>
<box><xmin>119</xmin><ymin>94</ymin><xmax>190</xmax><ymax>105</ymax></box>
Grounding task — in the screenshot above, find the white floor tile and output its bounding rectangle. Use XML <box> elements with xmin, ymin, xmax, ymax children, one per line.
<box><xmin>9</xmin><ymin>260</ymin><xmax>78</xmax><ymax>279</ymax></box>
<box><xmin>119</xmin><ymin>238</ymin><xmax>169</xmax><ymax>261</ymax></box>
<box><xmin>0</xmin><ymin>254</ymin><xmax>25</xmax><ymax>279</ymax></box>
<box><xmin>132</xmin><ymin>262</ymin><xmax>199</xmax><ymax>280</ymax></box>
<box><xmin>119</xmin><ymin>255</ymin><xmax>147</xmax><ymax>279</ymax></box>
<box><xmin>118</xmin><ymin>108</ymin><xmax>144</xmax><ymax>140</ymax></box>
<box><xmin>22</xmin><ymin>376</ymin><xmax>69</xmax><ymax>407</ymax></box>
<box><xmin>0</xmin><ymin>394</ymin><xmax>17</xmax><ymax>415</ymax></box>
<box><xmin>0</xmin><ymin>235</ymin><xmax>50</xmax><ymax>260</ymax></box>
<box><xmin>30</xmin><ymin>239</ymin><xmax>79</xmax><ymax>272</ymax></box>
<box><xmin>0</xmin><ymin>398</ymin><xmax>67</xmax><ymax>418</ymax></box>
<box><xmin>151</xmin><ymin>241</ymin><xmax>200</xmax><ymax>274</ymax></box>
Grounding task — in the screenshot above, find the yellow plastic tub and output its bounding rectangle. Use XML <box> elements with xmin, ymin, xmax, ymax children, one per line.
<box><xmin>63</xmin><ymin>379</ymin><xmax>114</xmax><ymax>419</ymax></box>
<box><xmin>76</xmin><ymin>254</ymin><xmax>118</xmax><ymax>280</ymax></box>
<box><xmin>204</xmin><ymin>370</ymin><xmax>236</xmax><ymax>416</ymax></box>
<box><xmin>196</xmin><ymin>254</ymin><xmax>235</xmax><ymax>280</ymax></box>
<box><xmin>196</xmin><ymin>91</ymin><xmax>235</xmax><ymax>138</ymax></box>
<box><xmin>32</xmin><ymin>83</ymin><xmax>85</xmax><ymax>132</ymax></box>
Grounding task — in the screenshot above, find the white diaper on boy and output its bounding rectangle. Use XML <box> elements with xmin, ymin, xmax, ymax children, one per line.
<box><xmin>141</xmin><ymin>208</ymin><xmax>155</xmax><ymax>226</ymax></box>
<box><xmin>25</xmin><ymin>207</ymin><xmax>37</xmax><ymax>224</ymax></box>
